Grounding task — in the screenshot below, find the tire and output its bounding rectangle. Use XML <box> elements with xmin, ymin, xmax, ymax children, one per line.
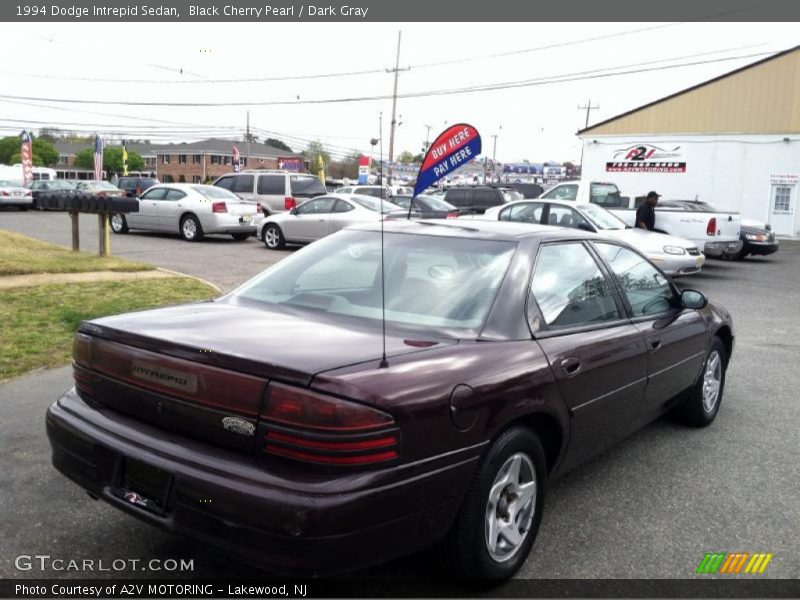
<box><xmin>180</xmin><ymin>214</ymin><xmax>204</xmax><ymax>242</ymax></box>
<box><xmin>110</xmin><ymin>213</ymin><xmax>129</xmax><ymax>234</ymax></box>
<box><xmin>231</xmin><ymin>232</ymin><xmax>250</xmax><ymax>241</ymax></box>
<box><xmin>263</xmin><ymin>223</ymin><xmax>286</xmax><ymax>250</ymax></box>
<box><xmin>673</xmin><ymin>337</ymin><xmax>727</xmax><ymax>427</ymax></box>
<box><xmin>438</xmin><ymin>426</ymin><xmax>546</xmax><ymax>581</ymax></box>
<box><xmin>31</xmin><ymin>198</ymin><xmax>38</xmax><ymax>210</ymax></box>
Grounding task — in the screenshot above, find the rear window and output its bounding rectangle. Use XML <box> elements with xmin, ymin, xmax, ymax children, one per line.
<box><xmin>290</xmin><ymin>175</ymin><xmax>326</xmax><ymax>197</ymax></box>
<box><xmin>590</xmin><ymin>183</ymin><xmax>622</xmax><ymax>207</ymax></box>
<box><xmin>214</xmin><ymin>176</ymin><xmax>235</xmax><ymax>190</ymax></box>
<box><xmin>191</xmin><ymin>186</ymin><xmax>239</xmax><ymax>200</ymax></box>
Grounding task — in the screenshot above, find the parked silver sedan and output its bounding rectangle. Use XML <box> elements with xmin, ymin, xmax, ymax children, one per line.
<box><xmin>110</xmin><ymin>183</ymin><xmax>260</xmax><ymax>242</ymax></box>
<box><xmin>257</xmin><ymin>193</ymin><xmax>405</xmax><ymax>249</ymax></box>
<box><xmin>482</xmin><ymin>198</ymin><xmax>706</xmax><ymax>276</ymax></box>
<box><xmin>0</xmin><ymin>180</ymin><xmax>32</xmax><ymax>209</ymax></box>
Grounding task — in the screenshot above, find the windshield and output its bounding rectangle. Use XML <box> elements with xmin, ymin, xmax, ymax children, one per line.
<box><xmin>94</xmin><ymin>182</ymin><xmax>119</xmax><ymax>190</ymax></box>
<box><xmin>192</xmin><ymin>185</ymin><xmax>239</xmax><ymax>200</ymax></box>
<box><xmin>232</xmin><ymin>230</ymin><xmax>516</xmax><ymax>334</ymax></box>
<box><xmin>579</xmin><ymin>203</ymin><xmax>627</xmax><ymax>230</ymax></box>
<box><xmin>47</xmin><ymin>180</ymin><xmax>74</xmax><ymax>190</ymax></box>
<box><xmin>350</xmin><ymin>195</ymin><xmax>403</xmax><ymax>213</ymax></box>
<box><xmin>0</xmin><ymin>180</ymin><xmax>16</xmax><ymax>187</ymax></box>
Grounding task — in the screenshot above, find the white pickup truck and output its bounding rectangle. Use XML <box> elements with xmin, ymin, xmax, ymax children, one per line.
<box><xmin>538</xmin><ymin>180</ymin><xmax>743</xmax><ymax>258</ymax></box>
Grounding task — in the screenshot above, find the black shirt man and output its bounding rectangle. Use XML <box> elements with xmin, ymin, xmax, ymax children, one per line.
<box><xmin>636</xmin><ymin>191</ymin><xmax>660</xmax><ymax>230</ymax></box>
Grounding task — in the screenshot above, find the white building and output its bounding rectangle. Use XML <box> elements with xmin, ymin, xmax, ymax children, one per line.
<box><xmin>578</xmin><ymin>45</ymin><xmax>800</xmax><ymax>236</ymax></box>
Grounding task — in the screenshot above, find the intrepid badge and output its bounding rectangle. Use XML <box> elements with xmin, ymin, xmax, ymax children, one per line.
<box><xmin>222</xmin><ymin>416</ymin><xmax>255</xmax><ymax>437</ymax></box>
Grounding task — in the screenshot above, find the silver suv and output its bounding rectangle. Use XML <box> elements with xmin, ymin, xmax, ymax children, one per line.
<box><xmin>213</xmin><ymin>170</ymin><xmax>327</xmax><ymax>215</ymax></box>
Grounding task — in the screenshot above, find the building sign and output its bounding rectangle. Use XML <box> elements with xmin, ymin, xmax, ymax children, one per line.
<box><xmin>606</xmin><ymin>143</ymin><xmax>687</xmax><ymax>173</ymax></box>
<box><xmin>358</xmin><ymin>155</ymin><xmax>370</xmax><ymax>184</ymax></box>
<box><xmin>414</xmin><ymin>123</ymin><xmax>482</xmax><ymax>197</ymax></box>
<box><xmin>278</xmin><ymin>157</ymin><xmax>303</xmax><ymax>172</ymax></box>
<box><xmin>770</xmin><ymin>173</ymin><xmax>799</xmax><ymax>185</ymax></box>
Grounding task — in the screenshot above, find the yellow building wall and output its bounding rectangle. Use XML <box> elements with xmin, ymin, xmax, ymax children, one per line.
<box><xmin>584</xmin><ymin>50</ymin><xmax>800</xmax><ymax>135</ymax></box>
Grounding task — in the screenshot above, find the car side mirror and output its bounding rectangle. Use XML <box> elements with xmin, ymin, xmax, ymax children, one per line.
<box><xmin>681</xmin><ymin>289</ymin><xmax>707</xmax><ymax>309</ymax></box>
<box><xmin>289</xmin><ymin>207</ymin><xmax>298</xmax><ymax>215</ymax></box>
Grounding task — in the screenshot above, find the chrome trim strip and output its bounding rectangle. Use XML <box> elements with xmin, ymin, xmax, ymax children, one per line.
<box><xmin>649</xmin><ymin>351</ymin><xmax>706</xmax><ymax>379</ymax></box>
<box><xmin>572</xmin><ymin>376</ymin><xmax>648</xmax><ymax>413</ymax></box>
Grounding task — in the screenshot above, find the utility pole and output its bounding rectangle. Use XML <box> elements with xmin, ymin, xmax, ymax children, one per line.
<box><xmin>246</xmin><ymin>110</ymin><xmax>251</xmax><ymax>165</ymax></box>
<box><xmin>490</xmin><ymin>125</ymin><xmax>501</xmax><ymax>181</ymax></box>
<box><xmin>386</xmin><ymin>30</ymin><xmax>410</xmax><ymax>186</ymax></box>
<box><xmin>578</xmin><ymin>99</ymin><xmax>599</xmax><ymax>168</ymax></box>
<box><xmin>423</xmin><ymin>124</ymin><xmax>432</xmax><ymax>151</ymax></box>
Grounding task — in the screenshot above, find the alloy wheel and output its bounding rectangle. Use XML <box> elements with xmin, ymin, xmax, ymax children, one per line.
<box><xmin>702</xmin><ymin>350</ymin><xmax>722</xmax><ymax>413</ymax></box>
<box><xmin>485</xmin><ymin>452</ymin><xmax>537</xmax><ymax>563</ymax></box>
<box><xmin>182</xmin><ymin>218</ymin><xmax>197</xmax><ymax>240</ymax></box>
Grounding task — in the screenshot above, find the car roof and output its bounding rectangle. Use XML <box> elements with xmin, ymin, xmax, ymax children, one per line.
<box><xmin>348</xmin><ymin>218</ymin><xmax>606</xmax><ymax>242</ymax></box>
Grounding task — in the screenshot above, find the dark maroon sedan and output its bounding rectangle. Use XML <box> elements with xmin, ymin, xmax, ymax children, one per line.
<box><xmin>46</xmin><ymin>220</ymin><xmax>734</xmax><ymax>580</ymax></box>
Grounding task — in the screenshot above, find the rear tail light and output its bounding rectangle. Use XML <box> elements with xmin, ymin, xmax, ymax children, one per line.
<box><xmin>446</xmin><ymin>212</ymin><xmax>459</xmax><ymax>219</ymax></box>
<box><xmin>212</xmin><ymin>201</ymin><xmax>227</xmax><ymax>213</ymax></box>
<box><xmin>284</xmin><ymin>197</ymin><xmax>296</xmax><ymax>210</ymax></box>
<box><xmin>73</xmin><ymin>333</ymin><xmax>94</xmax><ymax>397</ymax></box>
<box><xmin>261</xmin><ymin>383</ymin><xmax>398</xmax><ymax>466</ymax></box>
<box><xmin>26</xmin><ymin>191</ymin><xmax>33</xmax><ymax>197</ymax></box>
<box><xmin>706</xmin><ymin>217</ymin><xmax>717</xmax><ymax>236</ymax></box>
<box><xmin>0</xmin><ymin>191</ymin><xmax>8</xmax><ymax>196</ymax></box>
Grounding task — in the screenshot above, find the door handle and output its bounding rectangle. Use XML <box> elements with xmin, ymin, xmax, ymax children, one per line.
<box><xmin>559</xmin><ymin>357</ymin><xmax>582</xmax><ymax>378</ymax></box>
<box><xmin>649</xmin><ymin>338</ymin><xmax>662</xmax><ymax>352</ymax></box>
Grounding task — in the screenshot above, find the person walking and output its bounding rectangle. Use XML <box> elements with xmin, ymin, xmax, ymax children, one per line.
<box><xmin>636</xmin><ymin>191</ymin><xmax>660</xmax><ymax>230</ymax></box>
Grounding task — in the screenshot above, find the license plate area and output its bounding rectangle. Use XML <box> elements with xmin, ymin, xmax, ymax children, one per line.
<box><xmin>112</xmin><ymin>458</ymin><xmax>172</xmax><ymax>515</ymax></box>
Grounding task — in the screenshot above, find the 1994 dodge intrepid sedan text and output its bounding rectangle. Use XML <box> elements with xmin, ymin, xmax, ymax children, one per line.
<box><xmin>46</xmin><ymin>220</ymin><xmax>733</xmax><ymax>580</ymax></box>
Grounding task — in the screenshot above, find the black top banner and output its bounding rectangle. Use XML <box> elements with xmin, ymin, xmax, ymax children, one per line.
<box><xmin>2</xmin><ymin>0</ymin><xmax>800</xmax><ymax>22</ymax></box>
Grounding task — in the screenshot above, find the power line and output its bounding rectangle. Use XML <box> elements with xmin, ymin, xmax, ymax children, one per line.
<box><xmin>0</xmin><ymin>17</ymin><xmax>748</xmax><ymax>86</ymax></box>
<box><xmin>0</xmin><ymin>49</ymin><xmax>773</xmax><ymax>107</ymax></box>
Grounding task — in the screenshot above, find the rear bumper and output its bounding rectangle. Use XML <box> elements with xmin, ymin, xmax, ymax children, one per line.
<box><xmin>46</xmin><ymin>389</ymin><xmax>474</xmax><ymax>574</ymax></box>
<box><xmin>203</xmin><ymin>214</ymin><xmax>258</xmax><ymax>234</ymax></box>
<box><xmin>0</xmin><ymin>197</ymin><xmax>32</xmax><ymax>207</ymax></box>
<box><xmin>704</xmin><ymin>240</ymin><xmax>743</xmax><ymax>257</ymax></box>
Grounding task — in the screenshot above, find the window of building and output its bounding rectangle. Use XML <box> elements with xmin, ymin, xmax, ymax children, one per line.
<box><xmin>223</xmin><ymin>156</ymin><xmax>230</xmax><ymax>165</ymax></box>
<box><xmin>210</xmin><ymin>155</ymin><xmax>220</xmax><ymax>165</ymax></box>
<box><xmin>162</xmin><ymin>155</ymin><xmax>170</xmax><ymax>164</ymax></box>
<box><xmin>162</xmin><ymin>175</ymin><xmax>174</xmax><ymax>183</ymax></box>
<box><xmin>774</xmin><ymin>186</ymin><xmax>792</xmax><ymax>212</ymax></box>
<box><xmin>192</xmin><ymin>155</ymin><xmax>201</xmax><ymax>164</ymax></box>
<box><xmin>240</xmin><ymin>157</ymin><xmax>247</xmax><ymax>167</ymax></box>
<box><xmin>192</xmin><ymin>175</ymin><xmax>201</xmax><ymax>183</ymax></box>
<box><xmin>178</xmin><ymin>154</ymin><xmax>187</xmax><ymax>164</ymax></box>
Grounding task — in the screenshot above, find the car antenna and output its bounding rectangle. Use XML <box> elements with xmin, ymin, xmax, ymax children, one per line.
<box><xmin>379</xmin><ymin>114</ymin><xmax>388</xmax><ymax>369</ymax></box>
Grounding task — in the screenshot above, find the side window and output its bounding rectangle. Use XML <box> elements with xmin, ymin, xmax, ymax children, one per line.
<box><xmin>231</xmin><ymin>175</ymin><xmax>254</xmax><ymax>194</ymax></box>
<box><xmin>499</xmin><ymin>202</ymin><xmax>544</xmax><ymax>223</ymax></box>
<box><xmin>164</xmin><ymin>189</ymin><xmax>186</xmax><ymax>201</ymax></box>
<box><xmin>530</xmin><ymin>243</ymin><xmax>619</xmax><ymax>330</ymax></box>
<box><xmin>140</xmin><ymin>188</ymin><xmax>167</xmax><ymax>200</ymax></box>
<box><xmin>392</xmin><ymin>197</ymin><xmax>411</xmax><ymax>209</ymax></box>
<box><xmin>475</xmin><ymin>189</ymin><xmax>500</xmax><ymax>207</ymax></box>
<box><xmin>545</xmin><ymin>205</ymin><xmax>591</xmax><ymax>230</ymax></box>
<box><xmin>541</xmin><ymin>184</ymin><xmax>578</xmax><ymax>201</ymax></box>
<box><xmin>594</xmin><ymin>243</ymin><xmax>676</xmax><ymax>316</ymax></box>
<box><xmin>332</xmin><ymin>200</ymin><xmax>354</xmax><ymax>213</ymax></box>
<box><xmin>590</xmin><ymin>183</ymin><xmax>623</xmax><ymax>207</ymax></box>
<box><xmin>445</xmin><ymin>189</ymin><xmax>466</xmax><ymax>206</ymax></box>
<box><xmin>338</xmin><ymin>187</ymin><xmax>352</xmax><ymax>194</ymax></box>
<box><xmin>296</xmin><ymin>197</ymin><xmax>335</xmax><ymax>214</ymax></box>
<box><xmin>257</xmin><ymin>175</ymin><xmax>285</xmax><ymax>195</ymax></box>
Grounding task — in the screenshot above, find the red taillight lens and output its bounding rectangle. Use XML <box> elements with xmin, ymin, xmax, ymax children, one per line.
<box><xmin>0</xmin><ymin>191</ymin><xmax>9</xmax><ymax>196</ymax></box>
<box><xmin>73</xmin><ymin>333</ymin><xmax>92</xmax><ymax>368</ymax></box>
<box><xmin>261</xmin><ymin>384</ymin><xmax>399</xmax><ymax>466</ymax></box>
<box><xmin>446</xmin><ymin>212</ymin><xmax>459</xmax><ymax>219</ymax></box>
<box><xmin>262</xmin><ymin>383</ymin><xmax>393</xmax><ymax>432</ymax></box>
<box><xmin>26</xmin><ymin>191</ymin><xmax>32</xmax><ymax>197</ymax></box>
<box><xmin>73</xmin><ymin>365</ymin><xmax>95</xmax><ymax>398</ymax></box>
<box><xmin>284</xmin><ymin>197</ymin><xmax>296</xmax><ymax>210</ymax></box>
<box><xmin>706</xmin><ymin>217</ymin><xmax>717</xmax><ymax>236</ymax></box>
<box><xmin>212</xmin><ymin>201</ymin><xmax>227</xmax><ymax>213</ymax></box>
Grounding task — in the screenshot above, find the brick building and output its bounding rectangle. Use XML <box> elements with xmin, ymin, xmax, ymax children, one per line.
<box><xmin>52</xmin><ymin>138</ymin><xmax>304</xmax><ymax>182</ymax></box>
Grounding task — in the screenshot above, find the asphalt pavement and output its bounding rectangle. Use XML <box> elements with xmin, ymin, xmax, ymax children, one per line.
<box><xmin>1</xmin><ymin>210</ymin><xmax>799</xmax><ymax>583</ymax></box>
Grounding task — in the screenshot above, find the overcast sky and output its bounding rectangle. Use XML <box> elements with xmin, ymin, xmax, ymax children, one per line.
<box><xmin>1</xmin><ymin>22</ymin><xmax>798</xmax><ymax>163</ymax></box>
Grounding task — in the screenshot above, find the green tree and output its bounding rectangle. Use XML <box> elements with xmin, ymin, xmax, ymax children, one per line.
<box><xmin>328</xmin><ymin>151</ymin><xmax>361</xmax><ymax>179</ymax></box>
<box><xmin>265</xmin><ymin>137</ymin><xmax>293</xmax><ymax>152</ymax></box>
<box><xmin>74</xmin><ymin>147</ymin><xmax>144</xmax><ymax>177</ymax></box>
<box><xmin>397</xmin><ymin>151</ymin><xmax>415</xmax><ymax>164</ymax></box>
<box><xmin>3</xmin><ymin>136</ymin><xmax>59</xmax><ymax>167</ymax></box>
<box><xmin>302</xmin><ymin>140</ymin><xmax>330</xmax><ymax>166</ymax></box>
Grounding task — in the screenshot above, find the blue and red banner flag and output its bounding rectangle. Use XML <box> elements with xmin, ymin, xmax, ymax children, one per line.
<box><xmin>413</xmin><ymin>124</ymin><xmax>481</xmax><ymax>197</ymax></box>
